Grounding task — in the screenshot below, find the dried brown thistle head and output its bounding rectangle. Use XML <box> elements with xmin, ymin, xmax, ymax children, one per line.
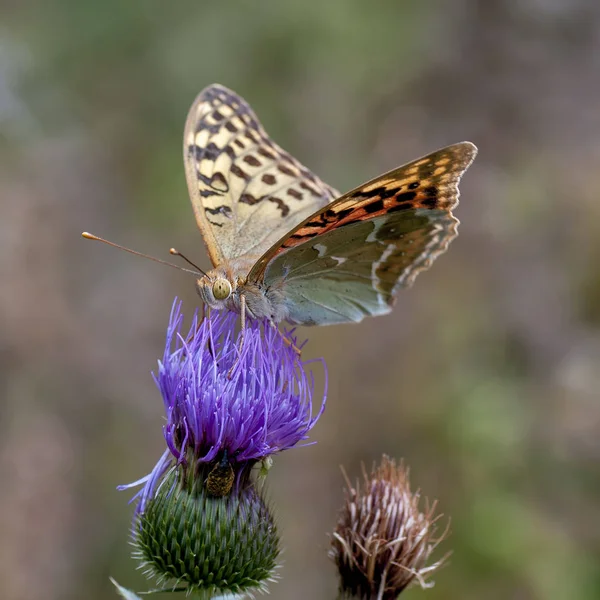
<box><xmin>330</xmin><ymin>455</ymin><xmax>450</xmax><ymax>600</ymax></box>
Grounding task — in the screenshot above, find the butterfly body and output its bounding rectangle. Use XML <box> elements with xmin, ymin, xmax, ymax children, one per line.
<box><xmin>195</xmin><ymin>260</ymin><xmax>289</xmax><ymax>323</ymax></box>
<box><xmin>185</xmin><ymin>84</ymin><xmax>477</xmax><ymax>327</ymax></box>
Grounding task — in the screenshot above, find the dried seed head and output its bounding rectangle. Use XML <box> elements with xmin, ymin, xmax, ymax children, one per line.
<box><xmin>330</xmin><ymin>456</ymin><xmax>449</xmax><ymax>599</ymax></box>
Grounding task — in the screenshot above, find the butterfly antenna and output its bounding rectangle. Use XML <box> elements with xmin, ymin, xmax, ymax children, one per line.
<box><xmin>81</xmin><ymin>232</ymin><xmax>206</xmax><ymax>277</ymax></box>
<box><xmin>169</xmin><ymin>248</ymin><xmax>206</xmax><ymax>275</ymax></box>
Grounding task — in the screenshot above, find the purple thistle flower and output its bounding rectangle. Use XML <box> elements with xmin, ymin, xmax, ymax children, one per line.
<box><xmin>121</xmin><ymin>298</ymin><xmax>327</xmax><ymax>514</ymax></box>
<box><xmin>119</xmin><ymin>298</ymin><xmax>327</xmax><ymax>596</ymax></box>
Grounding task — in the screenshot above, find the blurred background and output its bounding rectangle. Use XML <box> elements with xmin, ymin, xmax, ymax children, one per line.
<box><xmin>1</xmin><ymin>1</ymin><xmax>600</xmax><ymax>599</ymax></box>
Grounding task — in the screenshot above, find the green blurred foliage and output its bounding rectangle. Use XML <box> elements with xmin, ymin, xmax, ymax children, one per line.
<box><xmin>1</xmin><ymin>1</ymin><xmax>600</xmax><ymax>599</ymax></box>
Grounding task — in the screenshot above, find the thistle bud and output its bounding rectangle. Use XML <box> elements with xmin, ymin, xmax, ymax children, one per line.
<box><xmin>134</xmin><ymin>469</ymin><xmax>278</xmax><ymax>595</ymax></box>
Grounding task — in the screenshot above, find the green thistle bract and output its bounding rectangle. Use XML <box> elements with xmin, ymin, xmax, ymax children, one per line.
<box><xmin>135</xmin><ymin>470</ymin><xmax>278</xmax><ymax>596</ymax></box>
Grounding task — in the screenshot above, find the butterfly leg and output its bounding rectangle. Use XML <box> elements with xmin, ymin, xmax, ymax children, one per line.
<box><xmin>227</xmin><ymin>294</ymin><xmax>247</xmax><ymax>379</ymax></box>
<box><xmin>269</xmin><ymin>321</ymin><xmax>302</xmax><ymax>355</ymax></box>
<box><xmin>240</xmin><ymin>292</ymin><xmax>246</xmax><ymax>338</ymax></box>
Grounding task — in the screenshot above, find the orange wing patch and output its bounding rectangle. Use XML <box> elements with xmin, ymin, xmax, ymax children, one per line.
<box><xmin>279</xmin><ymin>142</ymin><xmax>476</xmax><ymax>252</ymax></box>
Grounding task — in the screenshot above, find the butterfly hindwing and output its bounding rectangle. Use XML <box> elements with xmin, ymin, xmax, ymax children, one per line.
<box><xmin>250</xmin><ymin>142</ymin><xmax>477</xmax><ymax>325</ymax></box>
<box><xmin>183</xmin><ymin>84</ymin><xmax>339</xmax><ymax>266</ymax></box>
<box><xmin>264</xmin><ymin>209</ymin><xmax>455</xmax><ymax>324</ymax></box>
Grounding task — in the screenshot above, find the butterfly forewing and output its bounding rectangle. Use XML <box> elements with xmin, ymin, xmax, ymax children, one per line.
<box><xmin>250</xmin><ymin>142</ymin><xmax>477</xmax><ymax>325</ymax></box>
<box><xmin>183</xmin><ymin>84</ymin><xmax>339</xmax><ymax>266</ymax></box>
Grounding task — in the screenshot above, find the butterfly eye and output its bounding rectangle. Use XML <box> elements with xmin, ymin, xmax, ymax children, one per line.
<box><xmin>212</xmin><ymin>278</ymin><xmax>232</xmax><ymax>300</ymax></box>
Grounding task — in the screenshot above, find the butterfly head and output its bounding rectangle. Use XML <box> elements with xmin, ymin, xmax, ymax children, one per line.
<box><xmin>195</xmin><ymin>269</ymin><xmax>236</xmax><ymax>309</ymax></box>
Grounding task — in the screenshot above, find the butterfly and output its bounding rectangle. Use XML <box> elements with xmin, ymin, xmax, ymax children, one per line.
<box><xmin>184</xmin><ymin>84</ymin><xmax>476</xmax><ymax>329</ymax></box>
